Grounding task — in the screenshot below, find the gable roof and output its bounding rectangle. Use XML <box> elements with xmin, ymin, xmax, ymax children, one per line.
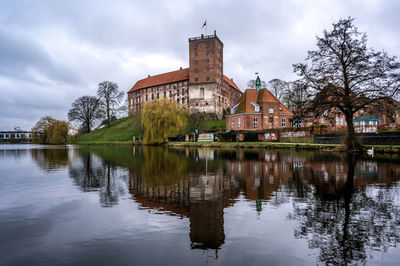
<box><xmin>128</xmin><ymin>68</ymin><xmax>242</xmax><ymax>93</ymax></box>
<box><xmin>223</xmin><ymin>76</ymin><xmax>241</xmax><ymax>92</ymax></box>
<box><xmin>235</xmin><ymin>89</ymin><xmax>259</xmax><ymax>113</ymax></box>
<box><xmin>232</xmin><ymin>88</ymin><xmax>292</xmax><ymax>115</ymax></box>
<box><xmin>128</xmin><ymin>68</ymin><xmax>190</xmax><ymax>93</ymax></box>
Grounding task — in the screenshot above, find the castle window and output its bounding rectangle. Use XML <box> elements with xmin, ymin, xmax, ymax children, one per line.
<box><xmin>177</xmin><ymin>98</ymin><xmax>180</xmax><ymax>103</ymax></box>
<box><xmin>182</xmin><ymin>97</ymin><xmax>185</xmax><ymax>103</ymax></box>
<box><xmin>195</xmin><ymin>78</ymin><xmax>198</xmax><ymax>82</ymax></box>
<box><xmin>206</xmin><ymin>50</ymin><xmax>209</xmax><ymax>55</ymax></box>
<box><xmin>194</xmin><ymin>60</ymin><xmax>198</xmax><ymax>65</ymax></box>
<box><xmin>164</xmin><ymin>91</ymin><xmax>166</xmax><ymax>98</ymax></box>
<box><xmin>194</xmin><ymin>69</ymin><xmax>198</xmax><ymax>73</ymax></box>
<box><xmin>231</xmin><ymin>119</ymin><xmax>234</xmax><ymax>129</ymax></box>
<box><xmin>282</xmin><ymin>118</ymin><xmax>286</xmax><ymax>127</ymax></box>
<box><xmin>206</xmin><ymin>77</ymin><xmax>210</xmax><ymax>81</ymax></box>
<box><xmin>157</xmin><ymin>93</ymin><xmax>159</xmax><ymax>99</ymax></box>
<box><xmin>194</xmin><ymin>52</ymin><xmax>198</xmax><ymax>56</ymax></box>
<box><xmin>206</xmin><ymin>67</ymin><xmax>209</xmax><ymax>72</ymax></box>
<box><xmin>182</xmin><ymin>88</ymin><xmax>185</xmax><ymax>95</ymax></box>
<box><xmin>194</xmin><ymin>43</ymin><xmax>198</xmax><ymax>48</ymax></box>
<box><xmin>253</xmin><ymin>117</ymin><xmax>258</xmax><ymax>127</ymax></box>
<box><xmin>146</xmin><ymin>95</ymin><xmax>148</xmax><ymax>101</ymax></box>
<box><xmin>206</xmin><ymin>42</ymin><xmax>209</xmax><ymax>47</ymax></box>
<box><xmin>177</xmin><ymin>89</ymin><xmax>180</xmax><ymax>96</ymax></box>
<box><xmin>169</xmin><ymin>90</ymin><xmax>172</xmax><ymax>97</ymax></box>
<box><xmin>152</xmin><ymin>94</ymin><xmax>154</xmax><ymax>100</ymax></box>
<box><xmin>200</xmin><ymin>87</ymin><xmax>204</xmax><ymax>99</ymax></box>
<box><xmin>206</xmin><ymin>59</ymin><xmax>209</xmax><ymax>63</ymax></box>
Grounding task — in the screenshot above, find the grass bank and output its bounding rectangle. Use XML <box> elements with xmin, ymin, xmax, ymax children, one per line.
<box><xmin>72</xmin><ymin>116</ymin><xmax>143</xmax><ymax>144</ymax></box>
<box><xmin>167</xmin><ymin>142</ymin><xmax>400</xmax><ymax>153</ymax></box>
<box><xmin>72</xmin><ymin>115</ymin><xmax>226</xmax><ymax>144</ymax></box>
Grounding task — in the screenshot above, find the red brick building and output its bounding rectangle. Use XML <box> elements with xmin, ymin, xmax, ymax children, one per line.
<box><xmin>127</xmin><ymin>32</ymin><xmax>242</xmax><ymax>118</ymax></box>
<box><xmin>226</xmin><ymin>86</ymin><xmax>293</xmax><ymax>131</ymax></box>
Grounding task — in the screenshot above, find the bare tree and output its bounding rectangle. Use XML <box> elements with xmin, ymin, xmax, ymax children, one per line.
<box><xmin>247</xmin><ymin>79</ymin><xmax>267</xmax><ymax>90</ymax></box>
<box><xmin>68</xmin><ymin>96</ymin><xmax>103</xmax><ymax>133</ymax></box>
<box><xmin>97</xmin><ymin>81</ymin><xmax>124</xmax><ymax>127</ymax></box>
<box><xmin>283</xmin><ymin>80</ymin><xmax>309</xmax><ymax>111</ymax></box>
<box><xmin>294</xmin><ymin>17</ymin><xmax>400</xmax><ymax>152</ymax></box>
<box><xmin>268</xmin><ymin>79</ymin><xmax>290</xmax><ymax>101</ymax></box>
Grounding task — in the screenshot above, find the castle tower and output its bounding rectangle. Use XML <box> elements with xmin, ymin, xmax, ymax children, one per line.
<box><xmin>188</xmin><ymin>31</ymin><xmax>224</xmax><ymax>116</ymax></box>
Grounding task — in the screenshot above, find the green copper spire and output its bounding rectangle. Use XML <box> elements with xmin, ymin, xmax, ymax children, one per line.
<box><xmin>255</xmin><ymin>75</ymin><xmax>261</xmax><ymax>91</ymax></box>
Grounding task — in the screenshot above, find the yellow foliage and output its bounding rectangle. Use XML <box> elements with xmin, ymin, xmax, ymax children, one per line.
<box><xmin>141</xmin><ymin>99</ymin><xmax>188</xmax><ymax>144</ymax></box>
<box><xmin>32</xmin><ymin>116</ymin><xmax>70</xmax><ymax>144</ymax></box>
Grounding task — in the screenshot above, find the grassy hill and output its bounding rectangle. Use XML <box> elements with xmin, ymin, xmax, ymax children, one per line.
<box><xmin>73</xmin><ymin>115</ymin><xmax>226</xmax><ymax>144</ymax></box>
<box><xmin>73</xmin><ymin>116</ymin><xmax>143</xmax><ymax>144</ymax></box>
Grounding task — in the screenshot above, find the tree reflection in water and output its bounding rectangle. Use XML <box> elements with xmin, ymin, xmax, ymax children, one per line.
<box><xmin>288</xmin><ymin>154</ymin><xmax>400</xmax><ymax>265</ymax></box>
<box><xmin>27</xmin><ymin>146</ymin><xmax>400</xmax><ymax>263</ymax></box>
<box><xmin>68</xmin><ymin>149</ymin><xmax>127</xmax><ymax>207</ymax></box>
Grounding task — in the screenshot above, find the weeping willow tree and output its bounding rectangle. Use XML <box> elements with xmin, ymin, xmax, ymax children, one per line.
<box><xmin>141</xmin><ymin>99</ymin><xmax>188</xmax><ymax>144</ymax></box>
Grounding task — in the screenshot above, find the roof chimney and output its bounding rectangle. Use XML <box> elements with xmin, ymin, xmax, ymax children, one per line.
<box><xmin>231</xmin><ymin>78</ymin><xmax>233</xmax><ymax>81</ymax></box>
<box><xmin>180</xmin><ymin>67</ymin><xmax>182</xmax><ymax>70</ymax></box>
<box><xmin>201</xmin><ymin>34</ymin><xmax>204</xmax><ymax>39</ymax></box>
<box><xmin>148</xmin><ymin>75</ymin><xmax>150</xmax><ymax>78</ymax></box>
<box><xmin>214</xmin><ymin>30</ymin><xmax>216</xmax><ymax>36</ymax></box>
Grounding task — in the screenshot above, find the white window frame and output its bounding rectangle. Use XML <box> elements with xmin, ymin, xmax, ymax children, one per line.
<box><xmin>238</xmin><ymin>118</ymin><xmax>241</xmax><ymax>128</ymax></box>
<box><xmin>282</xmin><ymin>118</ymin><xmax>286</xmax><ymax>127</ymax></box>
<box><xmin>231</xmin><ymin>118</ymin><xmax>234</xmax><ymax>129</ymax></box>
<box><xmin>253</xmin><ymin>117</ymin><xmax>258</xmax><ymax>127</ymax></box>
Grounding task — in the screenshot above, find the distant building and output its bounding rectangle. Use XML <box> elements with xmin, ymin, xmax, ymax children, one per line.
<box><xmin>353</xmin><ymin>113</ymin><xmax>381</xmax><ymax>133</ymax></box>
<box><xmin>226</xmin><ymin>77</ymin><xmax>293</xmax><ymax>131</ymax></box>
<box><xmin>127</xmin><ymin>31</ymin><xmax>242</xmax><ymax>118</ymax></box>
<box><xmin>0</xmin><ymin>127</ymin><xmax>32</xmax><ymax>143</ymax></box>
<box><xmin>292</xmin><ymin>99</ymin><xmax>400</xmax><ymax>132</ymax></box>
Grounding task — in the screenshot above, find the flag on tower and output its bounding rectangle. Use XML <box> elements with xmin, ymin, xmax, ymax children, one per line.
<box><xmin>202</xmin><ymin>20</ymin><xmax>207</xmax><ymax>29</ymax></box>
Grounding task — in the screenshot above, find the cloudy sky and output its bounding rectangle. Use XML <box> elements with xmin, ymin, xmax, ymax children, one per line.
<box><xmin>1</xmin><ymin>0</ymin><xmax>399</xmax><ymax>130</ymax></box>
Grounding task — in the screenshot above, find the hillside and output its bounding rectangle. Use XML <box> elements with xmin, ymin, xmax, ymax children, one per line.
<box><xmin>74</xmin><ymin>116</ymin><xmax>143</xmax><ymax>144</ymax></box>
<box><xmin>73</xmin><ymin>115</ymin><xmax>226</xmax><ymax>144</ymax></box>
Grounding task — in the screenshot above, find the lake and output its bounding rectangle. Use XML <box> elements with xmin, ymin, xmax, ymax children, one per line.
<box><xmin>1</xmin><ymin>144</ymin><xmax>400</xmax><ymax>265</ymax></box>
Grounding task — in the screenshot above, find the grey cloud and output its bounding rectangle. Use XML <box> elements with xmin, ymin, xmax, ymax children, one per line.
<box><xmin>0</xmin><ymin>0</ymin><xmax>399</xmax><ymax>130</ymax></box>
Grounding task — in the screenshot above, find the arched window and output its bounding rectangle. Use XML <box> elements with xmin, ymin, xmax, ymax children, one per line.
<box><xmin>200</xmin><ymin>87</ymin><xmax>204</xmax><ymax>99</ymax></box>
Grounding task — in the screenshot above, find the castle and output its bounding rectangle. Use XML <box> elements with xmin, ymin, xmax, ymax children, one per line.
<box><xmin>127</xmin><ymin>31</ymin><xmax>242</xmax><ymax>118</ymax></box>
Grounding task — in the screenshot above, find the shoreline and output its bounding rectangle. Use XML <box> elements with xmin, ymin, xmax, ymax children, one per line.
<box><xmin>70</xmin><ymin>141</ymin><xmax>400</xmax><ymax>153</ymax></box>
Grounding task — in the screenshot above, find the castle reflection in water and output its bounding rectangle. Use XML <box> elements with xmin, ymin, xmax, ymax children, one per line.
<box><xmin>28</xmin><ymin>145</ymin><xmax>400</xmax><ymax>262</ymax></box>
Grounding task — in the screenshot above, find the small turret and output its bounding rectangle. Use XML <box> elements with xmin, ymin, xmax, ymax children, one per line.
<box><xmin>255</xmin><ymin>74</ymin><xmax>261</xmax><ymax>92</ymax></box>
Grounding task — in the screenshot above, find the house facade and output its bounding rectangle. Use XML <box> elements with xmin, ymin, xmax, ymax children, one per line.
<box><xmin>293</xmin><ymin>100</ymin><xmax>400</xmax><ymax>133</ymax></box>
<box><xmin>226</xmin><ymin>81</ymin><xmax>293</xmax><ymax>131</ymax></box>
<box><xmin>127</xmin><ymin>32</ymin><xmax>242</xmax><ymax>118</ymax></box>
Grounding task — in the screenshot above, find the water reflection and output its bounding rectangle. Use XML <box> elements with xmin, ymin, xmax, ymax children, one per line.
<box><xmin>288</xmin><ymin>154</ymin><xmax>400</xmax><ymax>265</ymax></box>
<box><xmin>26</xmin><ymin>146</ymin><xmax>400</xmax><ymax>264</ymax></box>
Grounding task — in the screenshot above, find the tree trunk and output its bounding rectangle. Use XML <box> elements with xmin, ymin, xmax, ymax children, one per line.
<box><xmin>344</xmin><ymin>114</ymin><xmax>363</xmax><ymax>152</ymax></box>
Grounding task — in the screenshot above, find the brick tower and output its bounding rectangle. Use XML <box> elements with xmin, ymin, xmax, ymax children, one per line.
<box><xmin>188</xmin><ymin>31</ymin><xmax>225</xmax><ymax>117</ymax></box>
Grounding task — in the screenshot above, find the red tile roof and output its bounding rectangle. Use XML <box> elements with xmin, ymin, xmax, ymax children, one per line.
<box><xmin>258</xmin><ymin>88</ymin><xmax>292</xmax><ymax>114</ymax></box>
<box><xmin>234</xmin><ymin>88</ymin><xmax>292</xmax><ymax>115</ymax></box>
<box><xmin>235</xmin><ymin>89</ymin><xmax>259</xmax><ymax>113</ymax></box>
<box><xmin>128</xmin><ymin>68</ymin><xmax>190</xmax><ymax>93</ymax></box>
<box><xmin>128</xmin><ymin>68</ymin><xmax>242</xmax><ymax>93</ymax></box>
<box><xmin>223</xmin><ymin>76</ymin><xmax>241</xmax><ymax>92</ymax></box>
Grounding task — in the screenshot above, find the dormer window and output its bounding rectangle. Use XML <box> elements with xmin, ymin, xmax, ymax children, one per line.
<box><xmin>231</xmin><ymin>103</ymin><xmax>239</xmax><ymax>114</ymax></box>
<box><xmin>250</xmin><ymin>102</ymin><xmax>260</xmax><ymax>112</ymax></box>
